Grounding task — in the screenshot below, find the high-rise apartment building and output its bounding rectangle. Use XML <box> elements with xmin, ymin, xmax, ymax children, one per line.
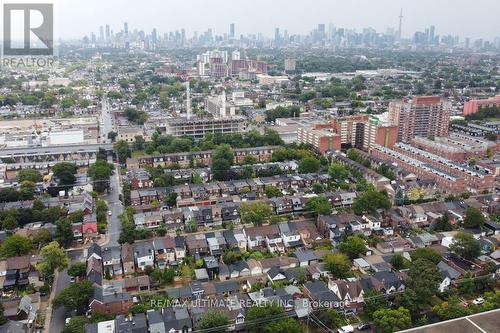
<box><xmin>388</xmin><ymin>96</ymin><xmax>451</xmax><ymax>143</ymax></box>
<box><xmin>230</xmin><ymin>23</ymin><xmax>235</xmax><ymax>39</ymax></box>
<box><xmin>284</xmin><ymin>58</ymin><xmax>297</xmax><ymax>72</ymax></box>
<box><xmin>105</xmin><ymin>25</ymin><xmax>111</xmax><ymax>43</ymax></box>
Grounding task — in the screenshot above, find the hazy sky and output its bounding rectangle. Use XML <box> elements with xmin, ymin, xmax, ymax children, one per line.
<box><xmin>54</xmin><ymin>0</ymin><xmax>500</xmax><ymax>40</ymax></box>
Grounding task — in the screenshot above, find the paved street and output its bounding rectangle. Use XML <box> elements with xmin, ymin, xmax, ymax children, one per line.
<box><xmin>102</xmin><ymin>164</ymin><xmax>124</xmax><ymax>247</ymax></box>
<box><xmin>48</xmin><ymin>250</ymin><xmax>84</xmax><ymax>333</ymax></box>
<box><xmin>100</xmin><ymin>97</ymin><xmax>115</xmax><ymax>144</ymax></box>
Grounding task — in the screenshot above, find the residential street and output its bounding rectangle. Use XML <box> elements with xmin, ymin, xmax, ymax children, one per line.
<box><xmin>102</xmin><ymin>164</ymin><xmax>123</xmax><ymax>247</ymax></box>
<box><xmin>47</xmin><ymin>250</ymin><xmax>84</xmax><ymax>333</ymax></box>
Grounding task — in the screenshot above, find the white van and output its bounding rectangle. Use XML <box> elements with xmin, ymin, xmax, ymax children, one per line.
<box><xmin>337</xmin><ymin>325</ymin><xmax>354</xmax><ymax>333</ymax></box>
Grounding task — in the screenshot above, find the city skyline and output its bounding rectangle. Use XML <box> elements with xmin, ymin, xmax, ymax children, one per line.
<box><xmin>55</xmin><ymin>0</ymin><xmax>500</xmax><ymax>40</ymax></box>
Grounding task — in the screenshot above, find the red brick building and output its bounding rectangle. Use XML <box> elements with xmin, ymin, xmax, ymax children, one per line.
<box><xmin>463</xmin><ymin>95</ymin><xmax>500</xmax><ymax>116</ymax></box>
<box><xmin>389</xmin><ymin>96</ymin><xmax>451</xmax><ymax>143</ymax></box>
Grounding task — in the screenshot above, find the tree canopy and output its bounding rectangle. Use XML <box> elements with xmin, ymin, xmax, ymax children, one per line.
<box><xmin>18</xmin><ymin>169</ymin><xmax>43</xmax><ymax>183</ymax></box>
<box><xmin>52</xmin><ymin>162</ymin><xmax>78</xmax><ymax>185</ymax></box>
<box><xmin>338</xmin><ymin>235</ymin><xmax>366</xmax><ymax>259</ymax></box>
<box><xmin>305</xmin><ymin>196</ymin><xmax>332</xmax><ymax>215</ymax></box>
<box><xmin>373</xmin><ymin>307</ymin><xmax>412</xmax><ymax>333</ymax></box>
<box><xmin>195</xmin><ymin>309</ymin><xmax>229</xmax><ymax>333</ymax></box>
<box><xmin>0</xmin><ymin>234</ymin><xmax>33</xmax><ymax>257</ymax></box>
<box><xmin>324</xmin><ymin>252</ymin><xmax>351</xmax><ymax>278</ymax></box>
<box><xmin>53</xmin><ymin>281</ymin><xmax>93</xmax><ymax>314</ymax></box>
<box><xmin>36</xmin><ymin>241</ymin><xmax>70</xmax><ymax>280</ymax></box>
<box><xmin>450</xmin><ymin>232</ymin><xmax>481</xmax><ymax>260</ymax></box>
<box><xmin>240</xmin><ymin>202</ymin><xmax>273</xmax><ymax>226</ymax></box>
<box><xmin>463</xmin><ymin>208</ymin><xmax>485</xmax><ymax>228</ymax></box>
<box><xmin>352</xmin><ymin>189</ymin><xmax>391</xmax><ymax>215</ymax></box>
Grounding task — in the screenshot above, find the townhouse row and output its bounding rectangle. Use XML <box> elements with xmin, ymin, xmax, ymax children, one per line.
<box><xmin>132</xmin><ymin>191</ymin><xmax>357</xmax><ymax>230</ymax></box>
<box><xmin>129</xmin><ymin>172</ymin><xmax>332</xmax><ymax>208</ymax></box>
<box><xmin>128</xmin><ymin>146</ymin><xmax>279</xmax><ymax>169</ymax></box>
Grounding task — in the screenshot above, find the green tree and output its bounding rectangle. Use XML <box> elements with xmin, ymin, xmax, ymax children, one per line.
<box><xmin>298</xmin><ymin>156</ymin><xmax>320</xmax><ymax>173</ymax></box>
<box><xmin>241</xmin><ymin>202</ymin><xmax>273</xmax><ymax>226</ymax></box>
<box><xmin>391</xmin><ymin>254</ymin><xmax>405</xmax><ymax>270</ymax></box>
<box><xmin>312</xmin><ymin>183</ymin><xmax>325</xmax><ymax>194</ymax></box>
<box><xmin>243</xmin><ymin>155</ymin><xmax>258</xmax><ymax>165</ymax></box>
<box><xmin>114</xmin><ymin>140</ymin><xmax>131</xmax><ymax>164</ymax></box>
<box><xmin>19</xmin><ymin>180</ymin><xmax>36</xmax><ymax>200</ymax></box>
<box><xmin>316</xmin><ymin>308</ymin><xmax>342</xmax><ymax>329</ymax></box>
<box><xmin>150</xmin><ymin>268</ymin><xmax>176</xmax><ymax>287</ymax></box>
<box><xmin>328</xmin><ymin>163</ymin><xmax>348</xmax><ymax>184</ymax></box>
<box><xmin>450</xmin><ymin>232</ymin><xmax>481</xmax><ymax>260</ymax></box>
<box><xmin>185</xmin><ymin>218</ymin><xmax>198</xmax><ymax>233</ymax></box>
<box><xmin>18</xmin><ymin>169</ymin><xmax>43</xmax><ymax>183</ymax></box>
<box><xmin>68</xmin><ymin>262</ymin><xmax>86</xmax><ymax>278</ymax></box>
<box><xmin>246</xmin><ymin>303</ymin><xmax>287</xmax><ymax>333</ymax></box>
<box><xmin>324</xmin><ymin>253</ymin><xmax>351</xmax><ymax>278</ymax></box>
<box><xmin>432</xmin><ymin>296</ymin><xmax>471</xmax><ymax>320</ymax></box>
<box><xmin>373</xmin><ymin>307</ymin><xmax>411</xmax><ymax>333</ymax></box>
<box><xmin>55</xmin><ymin>218</ymin><xmax>74</xmax><ymax>247</ymax></box>
<box><xmin>0</xmin><ymin>303</ymin><xmax>6</xmax><ymax>325</ymax></box>
<box><xmin>32</xmin><ymin>229</ymin><xmax>53</xmax><ymax>247</ymax></box>
<box><xmin>463</xmin><ymin>208</ymin><xmax>485</xmax><ymax>228</ymax></box>
<box><xmin>87</xmin><ymin>159</ymin><xmax>114</xmax><ymax>193</ymax></box>
<box><xmin>52</xmin><ymin>162</ymin><xmax>78</xmax><ymax>185</ymax></box>
<box><xmin>264</xmin><ymin>185</ymin><xmax>282</xmax><ymax>198</ymax></box>
<box><xmin>433</xmin><ymin>212</ymin><xmax>453</xmax><ymax>232</ymax></box>
<box><xmin>305</xmin><ymin>196</ymin><xmax>332</xmax><ymax>215</ymax></box>
<box><xmin>458</xmin><ymin>272</ymin><xmax>475</xmax><ymax>296</ymax></box>
<box><xmin>352</xmin><ymin>189</ymin><xmax>391</xmax><ymax>215</ymax></box>
<box><xmin>2</xmin><ymin>214</ymin><xmax>18</xmax><ymax>230</ymax></box>
<box><xmin>107</xmin><ymin>131</ymin><xmax>117</xmax><ymax>142</ymax></box>
<box><xmin>0</xmin><ymin>234</ymin><xmax>33</xmax><ymax>257</ymax></box>
<box><xmin>263</xmin><ymin>317</ymin><xmax>301</xmax><ymax>333</ymax></box>
<box><xmin>363</xmin><ymin>288</ymin><xmax>387</xmax><ymax>319</ymax></box>
<box><xmin>36</xmin><ymin>241</ymin><xmax>70</xmax><ymax>280</ymax></box>
<box><xmin>410</xmin><ymin>247</ymin><xmax>442</xmax><ymax>264</ymax></box>
<box><xmin>338</xmin><ymin>235</ymin><xmax>366</xmax><ymax>259</ymax></box>
<box><xmin>133</xmin><ymin>135</ymin><xmax>146</xmax><ymax>151</ymax></box>
<box><xmin>211</xmin><ymin>144</ymin><xmax>235</xmax><ymax>181</ymax></box>
<box><xmin>195</xmin><ymin>309</ymin><xmax>229</xmax><ymax>332</ymax></box>
<box><xmin>407</xmin><ymin>258</ymin><xmax>442</xmax><ymax>308</ymax></box>
<box><xmin>164</xmin><ymin>192</ymin><xmax>178</xmax><ymax>208</ymax></box>
<box><xmin>53</xmin><ymin>281</ymin><xmax>93</xmax><ymax>314</ymax></box>
<box><xmin>62</xmin><ymin>316</ymin><xmax>88</xmax><ymax>333</ymax></box>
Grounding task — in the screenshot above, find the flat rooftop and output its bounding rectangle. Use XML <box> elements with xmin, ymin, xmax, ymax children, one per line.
<box><xmin>398</xmin><ymin>308</ymin><xmax>500</xmax><ymax>333</ymax></box>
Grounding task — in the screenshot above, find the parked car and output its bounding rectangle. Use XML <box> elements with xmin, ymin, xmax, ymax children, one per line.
<box><xmin>337</xmin><ymin>325</ymin><xmax>354</xmax><ymax>333</ymax></box>
<box><xmin>108</xmin><ymin>210</ymin><xmax>112</xmax><ymax>216</ymax></box>
<box><xmin>357</xmin><ymin>323</ymin><xmax>371</xmax><ymax>330</ymax></box>
<box><xmin>473</xmin><ymin>298</ymin><xmax>484</xmax><ymax>305</ymax></box>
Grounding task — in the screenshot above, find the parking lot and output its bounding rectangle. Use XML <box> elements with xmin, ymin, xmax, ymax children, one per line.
<box><xmin>398</xmin><ymin>308</ymin><xmax>500</xmax><ymax>333</ymax></box>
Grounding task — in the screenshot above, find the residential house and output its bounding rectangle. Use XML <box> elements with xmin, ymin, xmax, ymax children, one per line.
<box><xmin>279</xmin><ymin>223</ymin><xmax>302</xmax><ymax>249</ymax></box>
<box><xmin>163</xmin><ymin>307</ymin><xmax>193</xmax><ymax>333</ymax></box>
<box><xmin>174</xmin><ymin>236</ymin><xmax>186</xmax><ymax>262</ymax></box>
<box><xmin>102</xmin><ymin>246</ymin><xmax>122</xmax><ymax>279</ymax></box>
<box><xmin>328</xmin><ymin>280</ymin><xmax>364</xmax><ymax>305</ymax></box>
<box><xmin>133</xmin><ymin>242</ymin><xmax>155</xmax><ymax>271</ymax></box>
<box><xmin>437</xmin><ymin>261</ymin><xmax>461</xmax><ymax>292</ymax></box>
<box><xmin>153</xmin><ymin>236</ymin><xmax>177</xmax><ymax>268</ymax></box>
<box><xmin>185</xmin><ymin>234</ymin><xmax>209</xmax><ymax>256</ymax></box>
<box><xmin>121</xmin><ymin>243</ymin><xmax>135</xmax><ymax>277</ymax></box>
<box><xmin>89</xmin><ymin>287</ymin><xmax>132</xmax><ymax>315</ymax></box>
